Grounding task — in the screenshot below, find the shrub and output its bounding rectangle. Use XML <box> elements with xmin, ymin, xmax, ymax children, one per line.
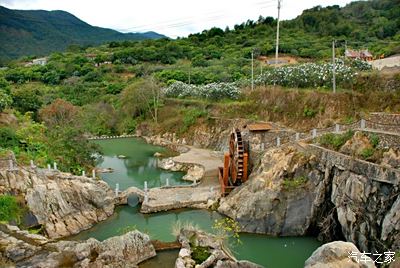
<box><xmin>303</xmin><ymin>107</ymin><xmax>317</xmax><ymax>118</ymax></box>
<box><xmin>368</xmin><ymin>133</ymin><xmax>379</xmax><ymax>148</ymax></box>
<box><xmin>282</xmin><ymin>176</ymin><xmax>308</xmax><ymax>190</ymax></box>
<box><xmin>164</xmin><ymin>81</ymin><xmax>241</xmax><ymax>100</ymax></box>
<box><xmin>0</xmin><ymin>90</ymin><xmax>12</xmax><ymax>112</ymax></box>
<box><xmin>0</xmin><ymin>127</ymin><xmax>19</xmax><ymax>148</ymax></box>
<box><xmin>0</xmin><ymin>195</ymin><xmax>21</xmax><ymax>223</ymax></box>
<box><xmin>191</xmin><ymin>246</ymin><xmax>211</xmax><ymax>264</ymax></box>
<box><xmin>318</xmin><ymin>130</ymin><xmax>354</xmax><ymax>151</ymax></box>
<box><xmin>182</xmin><ymin>109</ymin><xmax>207</xmax><ymax>132</ymax></box>
<box><xmin>360</xmin><ymin>147</ymin><xmax>374</xmax><ymax>160</ymax></box>
<box><xmin>255</xmin><ymin>60</ymin><xmax>359</xmax><ymax>88</ymax></box>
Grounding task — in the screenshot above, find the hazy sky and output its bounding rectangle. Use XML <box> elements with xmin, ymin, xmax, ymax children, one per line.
<box><xmin>1</xmin><ymin>0</ymin><xmax>355</xmax><ymax>38</ymax></box>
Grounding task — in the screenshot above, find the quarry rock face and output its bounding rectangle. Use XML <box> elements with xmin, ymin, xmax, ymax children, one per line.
<box><xmin>0</xmin><ymin>168</ymin><xmax>115</xmax><ymax>238</ymax></box>
<box><xmin>0</xmin><ymin>224</ymin><xmax>156</xmax><ymax>267</ymax></box>
<box><xmin>219</xmin><ymin>143</ymin><xmax>400</xmax><ymax>253</ymax></box>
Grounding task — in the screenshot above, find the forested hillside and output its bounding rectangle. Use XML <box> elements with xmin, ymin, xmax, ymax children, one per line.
<box><xmin>0</xmin><ymin>6</ymin><xmax>166</xmax><ymax>63</ymax></box>
<box><xmin>0</xmin><ymin>0</ymin><xmax>399</xmax><ymax>174</ymax></box>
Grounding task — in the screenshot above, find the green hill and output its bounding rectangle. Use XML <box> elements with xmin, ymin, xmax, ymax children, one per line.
<box><xmin>0</xmin><ymin>6</ymin><xmax>166</xmax><ymax>63</ymax></box>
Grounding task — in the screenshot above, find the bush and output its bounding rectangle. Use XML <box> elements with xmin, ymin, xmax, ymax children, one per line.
<box><xmin>182</xmin><ymin>109</ymin><xmax>207</xmax><ymax>132</ymax></box>
<box><xmin>255</xmin><ymin>60</ymin><xmax>358</xmax><ymax>88</ymax></box>
<box><xmin>0</xmin><ymin>91</ymin><xmax>13</xmax><ymax>112</ymax></box>
<box><xmin>318</xmin><ymin>130</ymin><xmax>354</xmax><ymax>151</ymax></box>
<box><xmin>0</xmin><ymin>127</ymin><xmax>19</xmax><ymax>148</ymax></box>
<box><xmin>303</xmin><ymin>107</ymin><xmax>317</xmax><ymax>118</ymax></box>
<box><xmin>0</xmin><ymin>195</ymin><xmax>21</xmax><ymax>223</ymax></box>
<box><xmin>191</xmin><ymin>246</ymin><xmax>211</xmax><ymax>264</ymax></box>
<box><xmin>164</xmin><ymin>81</ymin><xmax>241</xmax><ymax>100</ymax></box>
<box><xmin>368</xmin><ymin>133</ymin><xmax>379</xmax><ymax>148</ymax></box>
<box><xmin>360</xmin><ymin>147</ymin><xmax>374</xmax><ymax>160</ymax></box>
<box><xmin>282</xmin><ymin>176</ymin><xmax>308</xmax><ymax>190</ymax></box>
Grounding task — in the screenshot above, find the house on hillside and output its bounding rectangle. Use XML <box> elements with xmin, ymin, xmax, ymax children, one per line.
<box><xmin>24</xmin><ymin>57</ymin><xmax>48</xmax><ymax>67</ymax></box>
<box><xmin>345</xmin><ymin>49</ymin><xmax>373</xmax><ymax>61</ymax></box>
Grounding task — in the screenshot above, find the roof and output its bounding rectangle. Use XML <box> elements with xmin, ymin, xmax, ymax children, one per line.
<box><xmin>246</xmin><ymin>123</ymin><xmax>273</xmax><ymax>131</ymax></box>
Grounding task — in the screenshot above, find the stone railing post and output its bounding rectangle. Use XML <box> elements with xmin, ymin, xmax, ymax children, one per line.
<box><xmin>335</xmin><ymin>124</ymin><xmax>340</xmax><ymax>133</ymax></box>
<box><xmin>53</xmin><ymin>162</ymin><xmax>57</xmax><ymax>170</ymax></box>
<box><xmin>276</xmin><ymin>137</ymin><xmax>281</xmax><ymax>147</ymax></box>
<box><xmin>295</xmin><ymin>133</ymin><xmax>300</xmax><ymax>141</ymax></box>
<box><xmin>166</xmin><ymin>178</ymin><xmax>169</xmax><ymax>187</ymax></box>
<box><xmin>92</xmin><ymin>169</ymin><xmax>96</xmax><ymax>179</ymax></box>
<box><xmin>312</xmin><ymin>129</ymin><xmax>317</xmax><ymax>138</ymax></box>
<box><xmin>115</xmin><ymin>183</ymin><xmax>119</xmax><ymax>197</ymax></box>
<box><xmin>82</xmin><ymin>170</ymin><xmax>85</xmax><ymax>177</ymax></box>
<box><xmin>47</xmin><ymin>164</ymin><xmax>51</xmax><ymax>171</ymax></box>
<box><xmin>360</xmin><ymin>119</ymin><xmax>366</xmax><ymax>130</ymax></box>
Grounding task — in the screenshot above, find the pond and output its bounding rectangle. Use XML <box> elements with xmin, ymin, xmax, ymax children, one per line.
<box><xmin>76</xmin><ymin>138</ymin><xmax>321</xmax><ymax>267</ymax></box>
<box><xmin>93</xmin><ymin>138</ymin><xmax>188</xmax><ymax>190</ymax></box>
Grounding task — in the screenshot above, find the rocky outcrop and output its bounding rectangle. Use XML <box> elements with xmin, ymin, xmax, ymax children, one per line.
<box><xmin>0</xmin><ymin>224</ymin><xmax>156</xmax><ymax>268</ymax></box>
<box><xmin>175</xmin><ymin>229</ymin><xmax>262</xmax><ymax>268</ymax></box>
<box><xmin>218</xmin><ymin>143</ymin><xmax>400</xmax><ymax>253</ymax></box>
<box><xmin>304</xmin><ymin>241</ymin><xmax>375</xmax><ymax>268</ymax></box>
<box><xmin>0</xmin><ymin>167</ymin><xmax>115</xmax><ymax>239</ymax></box>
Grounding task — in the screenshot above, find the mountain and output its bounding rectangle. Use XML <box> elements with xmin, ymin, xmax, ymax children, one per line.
<box><xmin>0</xmin><ymin>6</ymin><xmax>166</xmax><ymax>62</ymax></box>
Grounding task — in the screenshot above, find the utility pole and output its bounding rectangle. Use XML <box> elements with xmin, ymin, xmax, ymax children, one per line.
<box><xmin>275</xmin><ymin>0</ymin><xmax>282</xmax><ymax>65</ymax></box>
<box><xmin>332</xmin><ymin>40</ymin><xmax>336</xmax><ymax>93</ymax></box>
<box><xmin>188</xmin><ymin>66</ymin><xmax>191</xmax><ymax>85</ymax></box>
<box><xmin>251</xmin><ymin>50</ymin><xmax>254</xmax><ymax>90</ymax></box>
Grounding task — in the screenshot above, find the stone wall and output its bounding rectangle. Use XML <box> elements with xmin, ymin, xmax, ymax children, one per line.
<box><xmin>218</xmin><ymin>143</ymin><xmax>400</xmax><ymax>253</ymax></box>
<box><xmin>368</xmin><ymin>113</ymin><xmax>400</xmax><ymax>133</ymax></box>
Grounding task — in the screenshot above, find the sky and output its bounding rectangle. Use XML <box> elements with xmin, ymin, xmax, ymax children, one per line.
<box><xmin>0</xmin><ymin>0</ymin><xmax>355</xmax><ymax>38</ymax></box>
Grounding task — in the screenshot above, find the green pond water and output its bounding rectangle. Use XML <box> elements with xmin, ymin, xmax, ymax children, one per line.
<box><xmin>93</xmin><ymin>138</ymin><xmax>188</xmax><ymax>190</ymax></box>
<box><xmin>76</xmin><ymin>138</ymin><xmax>321</xmax><ymax>268</ymax></box>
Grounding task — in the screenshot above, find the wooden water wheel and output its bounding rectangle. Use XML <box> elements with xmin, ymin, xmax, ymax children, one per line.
<box><xmin>218</xmin><ymin>128</ymin><xmax>249</xmax><ymax>195</ymax></box>
<box><xmin>229</xmin><ymin>128</ymin><xmax>245</xmax><ymax>184</ymax></box>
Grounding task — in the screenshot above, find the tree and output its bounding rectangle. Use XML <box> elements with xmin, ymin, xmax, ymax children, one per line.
<box><xmin>0</xmin><ymin>91</ymin><xmax>13</xmax><ymax>112</ymax></box>
<box><xmin>39</xmin><ymin>98</ymin><xmax>79</xmax><ymax>127</ymax></box>
<box><xmin>11</xmin><ymin>87</ymin><xmax>42</xmax><ymax>115</ymax></box>
<box><xmin>121</xmin><ymin>77</ymin><xmax>162</xmax><ymax>123</ymax></box>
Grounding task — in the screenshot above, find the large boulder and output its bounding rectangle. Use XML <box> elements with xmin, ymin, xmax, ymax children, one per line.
<box><xmin>0</xmin><ymin>224</ymin><xmax>156</xmax><ymax>267</ymax></box>
<box><xmin>0</xmin><ymin>168</ymin><xmax>115</xmax><ymax>238</ymax></box>
<box><xmin>218</xmin><ymin>146</ymin><xmax>322</xmax><ymax>236</ymax></box>
<box><xmin>304</xmin><ymin>241</ymin><xmax>375</xmax><ymax>268</ymax></box>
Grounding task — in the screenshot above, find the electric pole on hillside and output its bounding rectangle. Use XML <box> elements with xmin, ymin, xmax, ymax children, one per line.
<box><xmin>332</xmin><ymin>40</ymin><xmax>336</xmax><ymax>93</ymax></box>
<box><xmin>275</xmin><ymin>0</ymin><xmax>282</xmax><ymax>65</ymax></box>
<box><xmin>251</xmin><ymin>50</ymin><xmax>254</xmax><ymax>90</ymax></box>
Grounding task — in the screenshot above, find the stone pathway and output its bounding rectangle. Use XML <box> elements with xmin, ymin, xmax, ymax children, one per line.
<box><xmin>172</xmin><ymin>146</ymin><xmax>223</xmax><ymax>185</ymax></box>
<box><xmin>140</xmin><ymin>146</ymin><xmax>223</xmax><ymax>213</ymax></box>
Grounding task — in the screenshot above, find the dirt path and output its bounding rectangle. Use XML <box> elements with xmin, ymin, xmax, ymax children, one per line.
<box><xmin>172</xmin><ymin>146</ymin><xmax>223</xmax><ymax>185</ymax></box>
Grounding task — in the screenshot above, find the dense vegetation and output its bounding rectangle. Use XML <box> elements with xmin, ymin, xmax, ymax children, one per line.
<box><xmin>0</xmin><ymin>0</ymin><xmax>399</xmax><ymax>173</ymax></box>
<box><xmin>0</xmin><ymin>195</ymin><xmax>21</xmax><ymax>223</ymax></box>
<box><xmin>0</xmin><ymin>6</ymin><xmax>165</xmax><ymax>63</ymax></box>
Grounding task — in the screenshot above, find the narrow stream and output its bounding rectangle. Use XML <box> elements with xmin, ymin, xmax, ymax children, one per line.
<box><xmin>72</xmin><ymin>138</ymin><xmax>321</xmax><ymax>267</ymax></box>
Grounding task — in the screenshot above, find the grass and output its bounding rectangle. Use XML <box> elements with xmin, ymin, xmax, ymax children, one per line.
<box><xmin>191</xmin><ymin>245</ymin><xmax>211</xmax><ymax>264</ymax></box>
<box><xmin>318</xmin><ymin>130</ymin><xmax>354</xmax><ymax>151</ymax></box>
<box><xmin>282</xmin><ymin>176</ymin><xmax>308</xmax><ymax>190</ymax></box>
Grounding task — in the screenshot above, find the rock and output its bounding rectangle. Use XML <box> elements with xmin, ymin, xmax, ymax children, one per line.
<box><xmin>304</xmin><ymin>241</ymin><xmax>376</xmax><ymax>268</ymax></box>
<box><xmin>182</xmin><ymin>165</ymin><xmax>205</xmax><ymax>182</ymax></box>
<box><xmin>117</xmin><ymin>155</ymin><xmax>127</xmax><ymax>159</ymax></box>
<box><xmin>0</xmin><ymin>225</ymin><xmax>156</xmax><ymax>267</ymax></box>
<box><xmin>96</xmin><ymin>167</ymin><xmax>114</xmax><ymax>173</ymax></box>
<box><xmin>339</xmin><ymin>131</ymin><xmax>372</xmax><ymax>157</ymax></box>
<box><xmin>218</xmin><ymin>143</ymin><xmax>400</xmax><ymax>253</ymax></box>
<box><xmin>381</xmin><ymin>148</ymin><xmax>400</xmax><ymax>169</ymax></box>
<box><xmin>175</xmin><ymin>229</ymin><xmax>261</xmax><ymax>268</ymax></box>
<box><xmin>0</xmin><ymin>168</ymin><xmax>116</xmax><ymax>239</ymax></box>
<box><xmin>154</xmin><ymin>152</ymin><xmax>163</xmax><ymax>157</ymax></box>
<box><xmin>215</xmin><ymin>260</ymin><xmax>263</xmax><ymax>268</ymax></box>
<box><xmin>218</xmin><ymin>146</ymin><xmax>319</xmax><ymax>236</ymax></box>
